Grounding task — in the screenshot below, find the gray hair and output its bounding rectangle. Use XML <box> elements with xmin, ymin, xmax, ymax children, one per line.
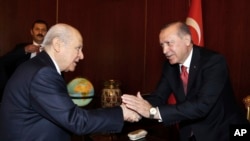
<box><xmin>161</xmin><ymin>21</ymin><xmax>191</xmax><ymax>39</ymax></box>
<box><xmin>42</xmin><ymin>23</ymin><xmax>74</xmax><ymax>47</ymax></box>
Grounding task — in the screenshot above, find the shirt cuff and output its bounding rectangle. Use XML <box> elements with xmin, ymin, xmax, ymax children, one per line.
<box><xmin>156</xmin><ymin>107</ymin><xmax>163</xmax><ymax>122</ymax></box>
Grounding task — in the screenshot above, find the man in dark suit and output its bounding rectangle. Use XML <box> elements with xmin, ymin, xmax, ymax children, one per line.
<box><xmin>0</xmin><ymin>23</ymin><xmax>141</xmax><ymax>141</ymax></box>
<box><xmin>0</xmin><ymin>19</ymin><xmax>49</xmax><ymax>101</ymax></box>
<box><xmin>122</xmin><ymin>22</ymin><xmax>248</xmax><ymax>141</ymax></box>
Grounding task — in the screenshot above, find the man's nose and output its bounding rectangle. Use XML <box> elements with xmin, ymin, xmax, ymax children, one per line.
<box><xmin>163</xmin><ymin>46</ymin><xmax>169</xmax><ymax>54</ymax></box>
<box><xmin>79</xmin><ymin>51</ymin><xmax>84</xmax><ymax>60</ymax></box>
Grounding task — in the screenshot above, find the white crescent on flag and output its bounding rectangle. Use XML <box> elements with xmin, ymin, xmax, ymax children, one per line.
<box><xmin>186</xmin><ymin>17</ymin><xmax>202</xmax><ymax>45</ymax></box>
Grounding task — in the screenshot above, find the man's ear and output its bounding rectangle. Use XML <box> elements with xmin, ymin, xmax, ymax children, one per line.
<box><xmin>184</xmin><ymin>35</ymin><xmax>192</xmax><ymax>46</ymax></box>
<box><xmin>30</xmin><ymin>29</ymin><xmax>34</xmax><ymax>36</ymax></box>
<box><xmin>52</xmin><ymin>37</ymin><xmax>61</xmax><ymax>52</ymax></box>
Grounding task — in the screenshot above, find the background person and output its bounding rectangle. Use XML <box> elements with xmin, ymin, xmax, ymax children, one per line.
<box><xmin>0</xmin><ymin>19</ymin><xmax>49</xmax><ymax>101</ymax></box>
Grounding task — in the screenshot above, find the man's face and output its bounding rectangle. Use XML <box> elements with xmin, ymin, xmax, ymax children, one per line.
<box><xmin>159</xmin><ymin>26</ymin><xmax>190</xmax><ymax>64</ymax></box>
<box><xmin>30</xmin><ymin>23</ymin><xmax>48</xmax><ymax>44</ymax></box>
<box><xmin>61</xmin><ymin>31</ymin><xmax>84</xmax><ymax>72</ymax></box>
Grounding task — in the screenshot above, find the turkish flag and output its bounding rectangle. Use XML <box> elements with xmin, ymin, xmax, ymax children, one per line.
<box><xmin>168</xmin><ymin>0</ymin><xmax>204</xmax><ymax>104</ymax></box>
<box><xmin>186</xmin><ymin>0</ymin><xmax>204</xmax><ymax>46</ymax></box>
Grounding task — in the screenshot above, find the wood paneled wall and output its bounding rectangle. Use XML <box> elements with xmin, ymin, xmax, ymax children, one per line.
<box><xmin>1</xmin><ymin>0</ymin><xmax>250</xmax><ymax>109</ymax></box>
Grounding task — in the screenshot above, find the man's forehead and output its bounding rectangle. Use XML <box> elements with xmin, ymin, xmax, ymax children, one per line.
<box><xmin>160</xmin><ymin>28</ymin><xmax>178</xmax><ymax>39</ymax></box>
<box><xmin>34</xmin><ymin>23</ymin><xmax>47</xmax><ymax>28</ymax></box>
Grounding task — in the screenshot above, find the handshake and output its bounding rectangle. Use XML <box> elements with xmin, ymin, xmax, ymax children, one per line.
<box><xmin>120</xmin><ymin>92</ymin><xmax>160</xmax><ymax>122</ymax></box>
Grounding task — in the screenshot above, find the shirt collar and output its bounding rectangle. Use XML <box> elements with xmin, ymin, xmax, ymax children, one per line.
<box><xmin>33</xmin><ymin>41</ymin><xmax>40</xmax><ymax>46</ymax></box>
<box><xmin>50</xmin><ymin>57</ymin><xmax>61</xmax><ymax>75</ymax></box>
<box><xmin>179</xmin><ymin>48</ymin><xmax>193</xmax><ymax>72</ymax></box>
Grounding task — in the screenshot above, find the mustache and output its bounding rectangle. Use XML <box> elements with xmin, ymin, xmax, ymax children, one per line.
<box><xmin>37</xmin><ymin>34</ymin><xmax>44</xmax><ymax>37</ymax></box>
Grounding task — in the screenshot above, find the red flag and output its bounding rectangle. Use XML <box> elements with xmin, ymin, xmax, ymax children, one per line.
<box><xmin>186</xmin><ymin>0</ymin><xmax>204</xmax><ymax>46</ymax></box>
<box><xmin>168</xmin><ymin>0</ymin><xmax>204</xmax><ymax>105</ymax></box>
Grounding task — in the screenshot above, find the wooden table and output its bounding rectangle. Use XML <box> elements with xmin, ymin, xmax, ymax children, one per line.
<box><xmin>72</xmin><ymin>119</ymin><xmax>179</xmax><ymax>141</ymax></box>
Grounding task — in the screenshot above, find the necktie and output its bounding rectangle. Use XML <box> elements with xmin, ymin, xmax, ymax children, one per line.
<box><xmin>180</xmin><ymin>65</ymin><xmax>188</xmax><ymax>94</ymax></box>
<box><xmin>30</xmin><ymin>45</ymin><xmax>41</xmax><ymax>58</ymax></box>
<box><xmin>181</xmin><ymin>66</ymin><xmax>192</xmax><ymax>136</ymax></box>
<box><xmin>35</xmin><ymin>45</ymin><xmax>43</xmax><ymax>56</ymax></box>
<box><xmin>37</xmin><ymin>45</ymin><xmax>42</xmax><ymax>53</ymax></box>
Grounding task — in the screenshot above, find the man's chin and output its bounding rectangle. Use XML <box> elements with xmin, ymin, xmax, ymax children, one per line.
<box><xmin>64</xmin><ymin>67</ymin><xmax>76</xmax><ymax>72</ymax></box>
<box><xmin>168</xmin><ymin>59</ymin><xmax>177</xmax><ymax>65</ymax></box>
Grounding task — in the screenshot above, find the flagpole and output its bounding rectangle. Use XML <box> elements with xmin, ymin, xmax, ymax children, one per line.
<box><xmin>143</xmin><ymin>0</ymin><xmax>148</xmax><ymax>90</ymax></box>
<box><xmin>56</xmin><ymin>0</ymin><xmax>59</xmax><ymax>23</ymax></box>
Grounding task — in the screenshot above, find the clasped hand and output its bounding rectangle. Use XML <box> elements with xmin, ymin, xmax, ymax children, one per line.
<box><xmin>122</xmin><ymin>92</ymin><xmax>155</xmax><ymax>119</ymax></box>
<box><xmin>120</xmin><ymin>104</ymin><xmax>141</xmax><ymax>122</ymax></box>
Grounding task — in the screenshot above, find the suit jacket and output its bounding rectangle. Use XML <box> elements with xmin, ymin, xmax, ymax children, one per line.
<box><xmin>146</xmin><ymin>46</ymin><xmax>248</xmax><ymax>141</ymax></box>
<box><xmin>0</xmin><ymin>43</ymin><xmax>31</xmax><ymax>101</ymax></box>
<box><xmin>0</xmin><ymin>51</ymin><xmax>124</xmax><ymax>141</ymax></box>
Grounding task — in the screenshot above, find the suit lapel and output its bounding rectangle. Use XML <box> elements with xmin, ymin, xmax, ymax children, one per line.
<box><xmin>187</xmin><ymin>46</ymin><xmax>200</xmax><ymax>96</ymax></box>
<box><xmin>168</xmin><ymin>46</ymin><xmax>201</xmax><ymax>101</ymax></box>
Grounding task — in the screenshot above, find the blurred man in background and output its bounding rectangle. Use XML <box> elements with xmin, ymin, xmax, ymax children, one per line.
<box><xmin>0</xmin><ymin>19</ymin><xmax>49</xmax><ymax>101</ymax></box>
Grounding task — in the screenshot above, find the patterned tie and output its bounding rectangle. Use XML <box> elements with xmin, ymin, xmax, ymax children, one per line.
<box><xmin>36</xmin><ymin>45</ymin><xmax>44</xmax><ymax>56</ymax></box>
<box><xmin>36</xmin><ymin>45</ymin><xmax>41</xmax><ymax>55</ymax></box>
<box><xmin>180</xmin><ymin>65</ymin><xmax>188</xmax><ymax>94</ymax></box>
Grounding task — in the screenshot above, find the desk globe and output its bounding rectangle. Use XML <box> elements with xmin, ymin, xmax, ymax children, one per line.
<box><xmin>67</xmin><ymin>77</ymin><xmax>94</xmax><ymax>107</ymax></box>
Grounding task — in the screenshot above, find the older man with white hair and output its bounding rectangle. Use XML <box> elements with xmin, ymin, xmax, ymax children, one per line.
<box><xmin>0</xmin><ymin>23</ymin><xmax>141</xmax><ymax>141</ymax></box>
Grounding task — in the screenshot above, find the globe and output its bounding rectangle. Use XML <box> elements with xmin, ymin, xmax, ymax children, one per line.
<box><xmin>67</xmin><ymin>77</ymin><xmax>94</xmax><ymax>107</ymax></box>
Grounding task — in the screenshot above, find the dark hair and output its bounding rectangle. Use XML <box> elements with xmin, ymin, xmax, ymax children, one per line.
<box><xmin>31</xmin><ymin>19</ymin><xmax>49</xmax><ymax>30</ymax></box>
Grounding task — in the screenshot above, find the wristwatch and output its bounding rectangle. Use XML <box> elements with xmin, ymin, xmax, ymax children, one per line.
<box><xmin>149</xmin><ymin>107</ymin><xmax>157</xmax><ymax>119</ymax></box>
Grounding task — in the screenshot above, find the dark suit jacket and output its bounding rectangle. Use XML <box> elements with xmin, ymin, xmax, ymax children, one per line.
<box><xmin>0</xmin><ymin>51</ymin><xmax>124</xmax><ymax>141</ymax></box>
<box><xmin>146</xmin><ymin>46</ymin><xmax>248</xmax><ymax>141</ymax></box>
<box><xmin>0</xmin><ymin>43</ymin><xmax>31</xmax><ymax>101</ymax></box>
